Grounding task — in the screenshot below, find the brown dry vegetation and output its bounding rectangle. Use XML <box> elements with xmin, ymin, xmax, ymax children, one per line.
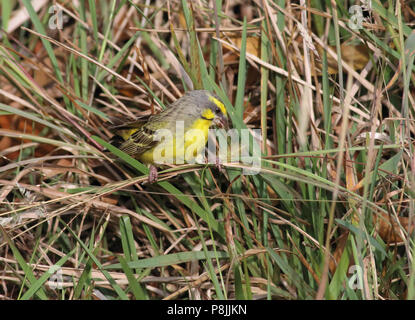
<box><xmin>0</xmin><ymin>0</ymin><xmax>414</xmax><ymax>300</ymax></box>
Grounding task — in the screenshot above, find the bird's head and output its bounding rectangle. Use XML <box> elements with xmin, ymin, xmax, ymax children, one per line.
<box><xmin>193</xmin><ymin>91</ymin><xmax>228</xmax><ymax>128</ymax></box>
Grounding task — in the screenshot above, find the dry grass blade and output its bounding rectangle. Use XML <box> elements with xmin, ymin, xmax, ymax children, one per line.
<box><xmin>0</xmin><ymin>0</ymin><xmax>413</xmax><ymax>301</ymax></box>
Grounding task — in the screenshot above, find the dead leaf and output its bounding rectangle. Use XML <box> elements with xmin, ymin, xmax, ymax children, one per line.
<box><xmin>222</xmin><ymin>36</ymin><xmax>261</xmax><ymax>59</ymax></box>
<box><xmin>314</xmin><ymin>43</ymin><xmax>370</xmax><ymax>75</ymax></box>
<box><xmin>329</xmin><ymin>230</ymin><xmax>350</xmax><ymax>275</ymax></box>
<box><xmin>375</xmin><ymin>212</ymin><xmax>415</xmax><ymax>243</ymax></box>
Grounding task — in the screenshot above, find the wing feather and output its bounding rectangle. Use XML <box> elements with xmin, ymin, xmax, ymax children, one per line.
<box><xmin>109</xmin><ymin>93</ymin><xmax>201</xmax><ymax>158</ymax></box>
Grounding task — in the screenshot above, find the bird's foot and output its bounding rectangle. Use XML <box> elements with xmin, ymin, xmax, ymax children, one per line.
<box><xmin>148</xmin><ymin>165</ymin><xmax>158</xmax><ymax>183</ymax></box>
<box><xmin>215</xmin><ymin>156</ymin><xmax>225</xmax><ymax>173</ymax></box>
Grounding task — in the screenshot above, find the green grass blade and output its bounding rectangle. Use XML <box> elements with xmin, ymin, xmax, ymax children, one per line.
<box><xmin>21</xmin><ymin>248</ymin><xmax>76</xmax><ymax>300</ymax></box>
<box><xmin>118</xmin><ymin>256</ymin><xmax>148</xmax><ymax>300</ymax></box>
<box><xmin>20</xmin><ymin>0</ymin><xmax>65</xmax><ymax>84</ymax></box>
<box><xmin>234</xmin><ymin>17</ymin><xmax>247</xmax><ymax>122</ymax></box>
<box><xmin>106</xmin><ymin>251</ymin><xmax>229</xmax><ymax>269</ymax></box>
<box><xmin>59</xmin><ymin>219</ymin><xmax>129</xmax><ymax>300</ymax></box>
<box><xmin>0</xmin><ymin>226</ymin><xmax>48</xmax><ymax>300</ymax></box>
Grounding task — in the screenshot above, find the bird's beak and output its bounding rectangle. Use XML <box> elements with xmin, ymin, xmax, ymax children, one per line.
<box><xmin>213</xmin><ymin>114</ymin><xmax>228</xmax><ymax>129</ymax></box>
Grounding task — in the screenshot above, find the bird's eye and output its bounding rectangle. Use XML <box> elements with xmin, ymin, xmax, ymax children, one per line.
<box><xmin>214</xmin><ymin>105</ymin><xmax>220</xmax><ymax>113</ymax></box>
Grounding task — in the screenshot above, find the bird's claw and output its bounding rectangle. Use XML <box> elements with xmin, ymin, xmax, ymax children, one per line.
<box><xmin>148</xmin><ymin>165</ymin><xmax>158</xmax><ymax>183</ymax></box>
<box><xmin>215</xmin><ymin>157</ymin><xmax>225</xmax><ymax>173</ymax></box>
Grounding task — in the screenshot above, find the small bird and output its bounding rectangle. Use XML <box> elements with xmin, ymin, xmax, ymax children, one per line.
<box><xmin>110</xmin><ymin>90</ymin><xmax>228</xmax><ymax>182</ymax></box>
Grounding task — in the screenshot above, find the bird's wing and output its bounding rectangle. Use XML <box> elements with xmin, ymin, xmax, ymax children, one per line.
<box><xmin>109</xmin><ymin>102</ymin><xmax>196</xmax><ymax>157</ymax></box>
<box><xmin>117</xmin><ymin>118</ymin><xmax>171</xmax><ymax>156</ymax></box>
<box><xmin>108</xmin><ymin>117</ymin><xmax>148</xmax><ymax>132</ymax></box>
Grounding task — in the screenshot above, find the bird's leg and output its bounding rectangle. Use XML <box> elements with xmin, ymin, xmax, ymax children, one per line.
<box><xmin>148</xmin><ymin>165</ymin><xmax>158</xmax><ymax>183</ymax></box>
<box><xmin>205</xmin><ymin>148</ymin><xmax>225</xmax><ymax>173</ymax></box>
<box><xmin>215</xmin><ymin>155</ymin><xmax>223</xmax><ymax>172</ymax></box>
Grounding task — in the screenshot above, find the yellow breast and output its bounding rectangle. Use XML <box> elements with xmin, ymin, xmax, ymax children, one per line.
<box><xmin>139</xmin><ymin>118</ymin><xmax>212</xmax><ymax>165</ymax></box>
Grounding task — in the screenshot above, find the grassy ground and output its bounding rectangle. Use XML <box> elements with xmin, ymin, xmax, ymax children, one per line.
<box><xmin>0</xmin><ymin>0</ymin><xmax>414</xmax><ymax>300</ymax></box>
